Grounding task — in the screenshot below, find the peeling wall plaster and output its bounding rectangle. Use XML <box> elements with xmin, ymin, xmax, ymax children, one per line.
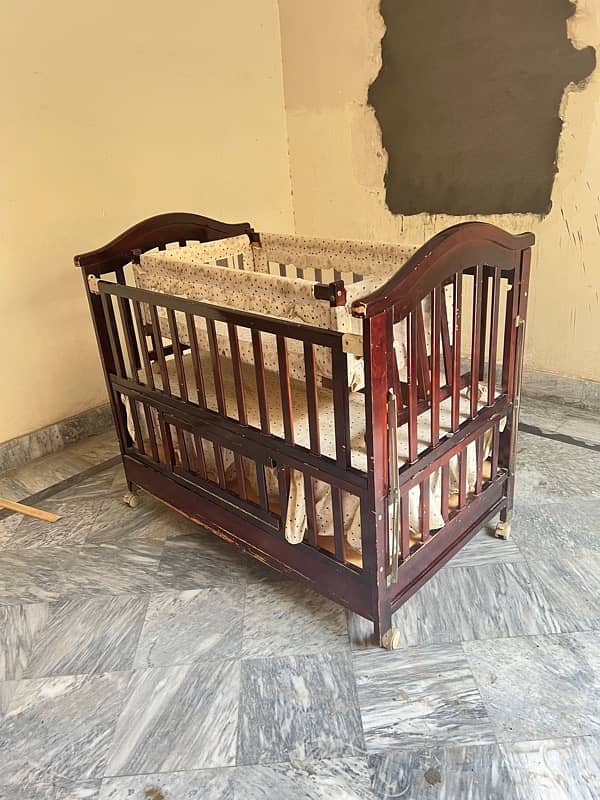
<box><xmin>370</xmin><ymin>0</ymin><xmax>596</xmax><ymax>215</ymax></box>
<box><xmin>278</xmin><ymin>0</ymin><xmax>600</xmax><ymax>382</ymax></box>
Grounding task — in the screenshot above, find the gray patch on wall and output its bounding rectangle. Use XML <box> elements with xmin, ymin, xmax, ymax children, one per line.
<box><xmin>370</xmin><ymin>0</ymin><xmax>596</xmax><ymax>215</ymax></box>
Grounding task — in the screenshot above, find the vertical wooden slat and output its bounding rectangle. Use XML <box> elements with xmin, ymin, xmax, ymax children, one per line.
<box><xmin>142</xmin><ymin>404</ymin><xmax>159</xmax><ymax>462</ymax></box>
<box><xmin>185</xmin><ymin>313</ymin><xmax>206</xmax><ymax>408</ymax></box>
<box><xmin>332</xmin><ymin>346</ymin><xmax>351</xmax><ymax>467</ymax></box>
<box><xmin>115</xmin><ymin>267</ymin><xmax>140</xmax><ymax>371</ymax></box>
<box><xmin>175</xmin><ymin>427</ymin><xmax>191</xmax><ymax>472</ymax></box>
<box><xmin>213</xmin><ymin>441</ymin><xmax>226</xmax><ymax>488</ymax></box>
<box><xmin>502</xmin><ymin>264</ymin><xmax>521</xmax><ymax>398</ymax></box>
<box><xmin>400</xmin><ymin>493</ymin><xmax>410</xmax><ymax>561</ymax></box>
<box><xmin>458</xmin><ymin>450</ymin><xmax>467</xmax><ymax>508</ymax></box>
<box><xmin>415</xmin><ymin>302</ymin><xmax>431</xmax><ymax>399</ymax></box>
<box><xmin>303</xmin><ymin>474</ymin><xmax>318</xmax><ymax>547</ymax></box>
<box><xmin>277</xmin><ymin>467</ymin><xmax>289</xmax><ymax>529</ymax></box>
<box><xmin>451</xmin><ymin>272</ymin><xmax>463</xmax><ymax>431</ymax></box>
<box><xmin>101</xmin><ymin>294</ymin><xmax>126</xmax><ymax>378</ymax></box>
<box><xmin>116</xmin><ymin>296</ymin><xmax>140</xmax><ymax>379</ymax></box>
<box><xmin>166</xmin><ymin>308</ymin><xmax>188</xmax><ymax>402</ymax></box>
<box><xmin>407</xmin><ymin>310</ymin><xmax>418</xmax><ymax>462</ymax></box>
<box><xmin>256</xmin><ymin>463</ymin><xmax>269</xmax><ymax>511</ymax></box>
<box><xmin>227</xmin><ymin>323</ymin><xmax>247</xmax><ymax>424</ymax></box>
<box><xmin>431</xmin><ymin>287</ymin><xmax>441</xmax><ymax>446</ymax></box>
<box><xmin>303</xmin><ymin>342</ymin><xmax>320</xmax><ymax>454</ymax></box>
<box><xmin>132</xmin><ymin>301</ymin><xmax>155</xmax><ymax>389</ymax></box>
<box><xmin>440</xmin><ymin>287</ymin><xmax>453</xmax><ymax>386</ymax></box>
<box><xmin>420</xmin><ymin>476</ymin><xmax>430</xmax><ymax>542</ymax></box>
<box><xmin>487</xmin><ymin>268</ymin><xmax>501</xmax><ymax>405</ymax></box>
<box><xmin>441</xmin><ymin>463</ymin><xmax>450</xmax><ymax>521</ymax></box>
<box><xmin>160</xmin><ymin>419</ymin><xmax>176</xmax><ymax>468</ymax></box>
<box><xmin>193</xmin><ymin>434</ymin><xmax>207</xmax><ymax>480</ymax></box>
<box><xmin>491</xmin><ymin>423</ymin><xmax>500</xmax><ymax>478</ymax></box>
<box><xmin>251</xmin><ymin>330</ymin><xmax>270</xmax><ymax>433</ymax></box>
<box><xmin>277</xmin><ymin>336</ymin><xmax>294</xmax><ymax>443</ymax></box>
<box><xmin>475</xmin><ymin>436</ymin><xmax>483</xmax><ymax>494</ymax></box>
<box><xmin>234</xmin><ymin>453</ymin><xmax>247</xmax><ymax>500</ymax></box>
<box><xmin>470</xmin><ymin>265</ymin><xmax>483</xmax><ymax>418</ymax></box>
<box><xmin>479</xmin><ymin>271</ymin><xmax>490</xmax><ymax>380</ymax></box>
<box><xmin>206</xmin><ymin>319</ymin><xmax>226</xmax><ymax>415</ymax></box>
<box><xmin>331</xmin><ymin>486</ymin><xmax>345</xmax><ymax>562</ymax></box>
<box><xmin>149</xmin><ymin>306</ymin><xmax>171</xmax><ymax>394</ymax></box>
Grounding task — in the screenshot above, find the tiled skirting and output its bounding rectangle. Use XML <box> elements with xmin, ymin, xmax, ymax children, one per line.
<box><xmin>0</xmin><ymin>405</ymin><xmax>113</xmax><ymax>473</ymax></box>
<box><xmin>522</xmin><ymin>369</ymin><xmax>600</xmax><ymax>412</ymax></box>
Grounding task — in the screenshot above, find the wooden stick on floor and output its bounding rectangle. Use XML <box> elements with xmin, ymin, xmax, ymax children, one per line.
<box><xmin>0</xmin><ymin>497</ymin><xmax>61</xmax><ymax>523</ymax></box>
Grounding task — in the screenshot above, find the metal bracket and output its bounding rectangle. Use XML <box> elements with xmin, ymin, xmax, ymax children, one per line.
<box><xmin>87</xmin><ymin>275</ymin><xmax>101</xmax><ymax>294</ymax></box>
<box><xmin>515</xmin><ymin>314</ymin><xmax>525</xmax><ymax>328</ymax></box>
<box><xmin>342</xmin><ymin>333</ymin><xmax>363</xmax><ymax>356</ymax></box>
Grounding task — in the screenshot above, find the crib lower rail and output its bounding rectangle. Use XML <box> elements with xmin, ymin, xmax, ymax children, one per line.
<box><xmin>123</xmin><ymin>455</ymin><xmax>374</xmax><ymax>619</ymax></box>
<box><xmin>390</xmin><ymin>473</ymin><xmax>508</xmax><ymax>612</ymax></box>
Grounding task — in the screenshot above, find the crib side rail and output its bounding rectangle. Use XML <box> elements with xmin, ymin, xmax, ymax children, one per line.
<box><xmin>357</xmin><ymin>222</ymin><xmax>533</xmax><ymax>612</ymax></box>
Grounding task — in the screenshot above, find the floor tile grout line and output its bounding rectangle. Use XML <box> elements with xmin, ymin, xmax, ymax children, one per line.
<box><xmin>0</xmin><ymin>455</ymin><xmax>121</xmax><ymax>523</ymax></box>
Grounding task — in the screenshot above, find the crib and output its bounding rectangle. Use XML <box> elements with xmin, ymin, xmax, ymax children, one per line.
<box><xmin>76</xmin><ymin>213</ymin><xmax>533</xmax><ymax>648</ymax></box>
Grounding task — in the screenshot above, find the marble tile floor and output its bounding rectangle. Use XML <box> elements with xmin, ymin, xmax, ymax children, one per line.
<box><xmin>0</xmin><ymin>399</ymin><xmax>599</xmax><ymax>799</ymax></box>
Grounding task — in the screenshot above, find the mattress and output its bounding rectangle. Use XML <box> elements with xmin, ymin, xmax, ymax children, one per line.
<box><xmin>124</xmin><ymin>352</ymin><xmax>500</xmax><ymax>556</ymax></box>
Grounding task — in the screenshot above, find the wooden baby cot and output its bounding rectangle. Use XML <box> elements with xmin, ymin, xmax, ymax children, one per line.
<box><xmin>76</xmin><ymin>213</ymin><xmax>533</xmax><ymax>648</ymax></box>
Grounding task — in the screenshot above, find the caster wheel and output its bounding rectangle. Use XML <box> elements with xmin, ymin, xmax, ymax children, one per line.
<box><xmin>382</xmin><ymin>627</ymin><xmax>401</xmax><ymax>650</ymax></box>
<box><xmin>495</xmin><ymin>521</ymin><xmax>511</xmax><ymax>540</ymax></box>
<box><xmin>123</xmin><ymin>491</ymin><xmax>139</xmax><ymax>508</ymax></box>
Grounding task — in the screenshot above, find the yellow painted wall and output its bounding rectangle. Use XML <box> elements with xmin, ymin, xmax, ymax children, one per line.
<box><xmin>0</xmin><ymin>0</ymin><xmax>293</xmax><ymax>444</ymax></box>
<box><xmin>278</xmin><ymin>0</ymin><xmax>600</xmax><ymax>382</ymax></box>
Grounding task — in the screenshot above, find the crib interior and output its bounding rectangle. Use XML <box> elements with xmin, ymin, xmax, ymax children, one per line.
<box><xmin>99</xmin><ymin>231</ymin><xmax>521</xmax><ymax>579</ymax></box>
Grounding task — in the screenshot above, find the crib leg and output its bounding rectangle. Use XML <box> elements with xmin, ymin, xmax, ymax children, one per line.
<box><xmin>374</xmin><ymin>600</ymin><xmax>400</xmax><ymax>650</ymax></box>
<box><xmin>123</xmin><ymin>482</ymin><xmax>140</xmax><ymax>509</ymax></box>
<box><xmin>495</xmin><ymin>507</ymin><xmax>512</xmax><ymax>540</ymax></box>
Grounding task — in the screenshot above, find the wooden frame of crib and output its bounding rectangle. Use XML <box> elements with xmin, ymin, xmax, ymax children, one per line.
<box><xmin>76</xmin><ymin>213</ymin><xmax>533</xmax><ymax>647</ymax></box>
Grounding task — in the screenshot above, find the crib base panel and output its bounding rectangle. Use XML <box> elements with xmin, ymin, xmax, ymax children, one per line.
<box><xmin>123</xmin><ymin>455</ymin><xmax>374</xmax><ymax>621</ymax></box>
<box><xmin>123</xmin><ymin>454</ymin><xmax>510</xmax><ymax>644</ymax></box>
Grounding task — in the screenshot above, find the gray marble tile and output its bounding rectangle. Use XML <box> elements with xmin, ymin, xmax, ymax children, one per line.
<box><xmin>519</xmin><ymin>398</ymin><xmax>570</xmax><ymax>434</ymax></box>
<box><xmin>100</xmin><ymin>770</ymin><xmax>232</xmax><ymax>800</ymax></box>
<box><xmin>516</xmin><ymin>431</ymin><xmax>600</xmax><ymax>498</ymax></box>
<box><xmin>0</xmin><ymin>473</ymin><xmax>30</xmax><ymax>504</ymax></box>
<box><xmin>134</xmin><ymin>587</ymin><xmax>243</xmax><ymax>667</ymax></box>
<box><xmin>501</xmin><ymin>735</ymin><xmax>600</xmax><ymax>800</ymax></box>
<box><xmin>556</xmin><ymin>410</ymin><xmax>600</xmax><ymax>446</ymax></box>
<box><xmin>61</xmin><ymin>541</ymin><xmax>163</xmax><ymax>596</ymax></box>
<box><xmin>105</xmin><ymin>661</ymin><xmax>241</xmax><ymax>775</ymax></box>
<box><xmin>368</xmin><ymin>744</ymin><xmax>514</xmax><ymax>800</ymax></box>
<box><xmin>511</xmin><ymin>497</ymin><xmax>600</xmax><ymax>560</ymax></box>
<box><xmin>0</xmin><ymin>602</ymin><xmax>49</xmax><ymax>680</ymax></box>
<box><xmin>354</xmin><ymin>643</ymin><xmax>495</xmax><ymax>752</ymax></box>
<box><xmin>0</xmin><ymin>671</ymin><xmax>130</xmax><ymax>784</ymax></box>
<box><xmin>0</xmin><ymin>780</ymin><xmax>100</xmax><ymax>800</ymax></box>
<box><xmin>237</xmin><ymin>758</ymin><xmax>376</xmax><ymax>799</ymax></box>
<box><xmin>464</xmin><ymin>631</ymin><xmax>600</xmax><ymax>741</ymax></box>
<box><xmin>0</xmin><ymin>545</ymin><xmax>78</xmax><ymax>605</ymax></box>
<box><xmin>157</xmin><ymin>531</ymin><xmax>264</xmax><ymax>588</ymax></box>
<box><xmin>526</xmin><ymin>555</ymin><xmax>600</xmax><ymax>633</ymax></box>
<box><xmin>444</xmin><ymin>525</ymin><xmax>525</xmax><ymax>568</ymax></box>
<box><xmin>242</xmin><ymin>580</ymin><xmax>349</xmax><ymax>658</ymax></box>
<box><xmin>238</xmin><ymin>652</ymin><xmax>364</xmax><ymax>765</ymax></box>
<box><xmin>23</xmin><ymin>594</ymin><xmax>147</xmax><ymax>678</ymax></box>
<box><xmin>85</xmin><ymin>491</ymin><xmax>174</xmax><ymax>548</ymax></box>
<box><xmin>349</xmin><ymin>561</ymin><xmax>560</xmax><ymax>650</ymax></box>
<box><xmin>67</xmin><ymin>430</ymin><xmax>120</xmax><ymax>466</ymax></box>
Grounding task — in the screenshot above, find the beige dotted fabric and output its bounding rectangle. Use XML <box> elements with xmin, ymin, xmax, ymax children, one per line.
<box><xmin>123</xmin><ymin>352</ymin><xmax>503</xmax><ymax>555</ymax></box>
<box><xmin>257</xmin><ymin>232</ymin><xmax>419</xmax><ymax>277</ymax></box>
